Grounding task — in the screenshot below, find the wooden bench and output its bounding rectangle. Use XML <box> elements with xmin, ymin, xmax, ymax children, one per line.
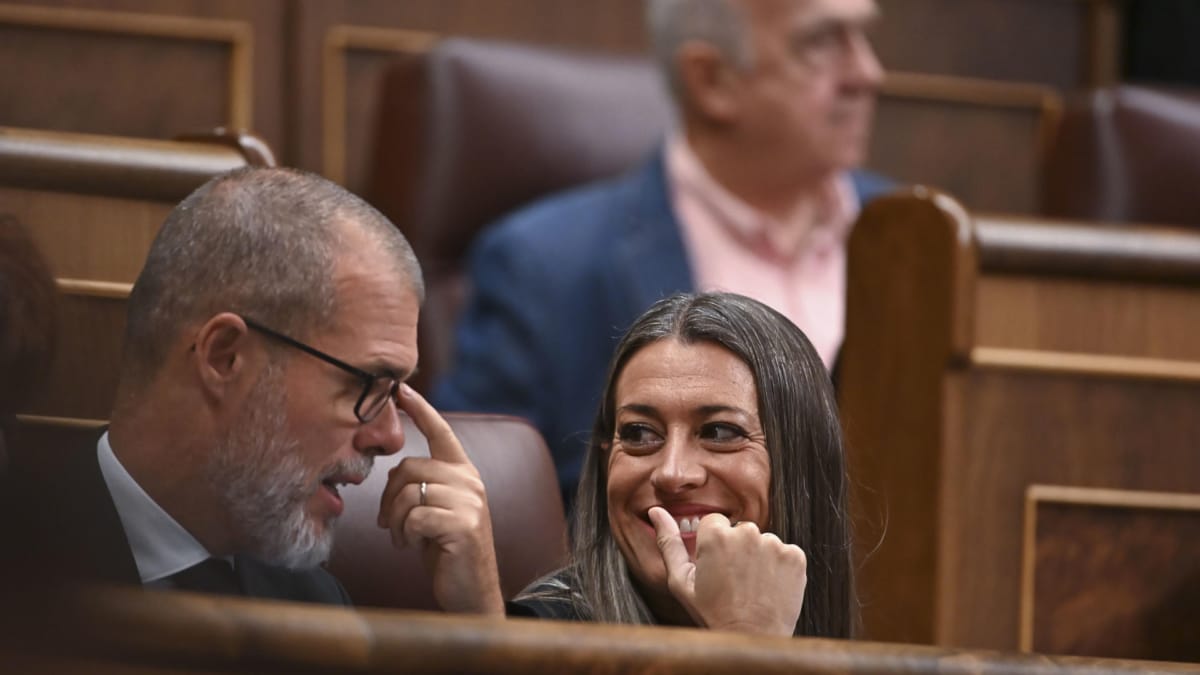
<box><xmin>840</xmin><ymin>188</ymin><xmax>1200</xmax><ymax>652</ymax></box>
<box><xmin>4</xmin><ymin>586</ymin><xmax>1196</xmax><ymax>674</ymax></box>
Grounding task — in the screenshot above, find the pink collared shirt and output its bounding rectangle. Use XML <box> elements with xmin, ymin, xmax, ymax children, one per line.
<box><xmin>666</xmin><ymin>134</ymin><xmax>859</xmax><ymax>368</ymax></box>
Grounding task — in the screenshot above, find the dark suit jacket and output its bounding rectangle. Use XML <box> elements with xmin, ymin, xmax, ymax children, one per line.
<box><xmin>1</xmin><ymin>436</ymin><xmax>350</xmax><ymax>605</ymax></box>
<box><xmin>432</xmin><ymin>151</ymin><xmax>893</xmax><ymax>498</ymax></box>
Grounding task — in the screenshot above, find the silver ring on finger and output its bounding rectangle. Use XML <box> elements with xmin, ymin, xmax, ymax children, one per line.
<box><xmin>419</xmin><ymin>481</ymin><xmax>428</xmax><ymax>507</ymax></box>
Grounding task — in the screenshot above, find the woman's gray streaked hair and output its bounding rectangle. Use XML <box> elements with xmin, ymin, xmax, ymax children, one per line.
<box><xmin>120</xmin><ymin>166</ymin><xmax>423</xmax><ymax>388</ymax></box>
<box><xmin>645</xmin><ymin>0</ymin><xmax>754</xmax><ymax>103</ymax></box>
<box><xmin>523</xmin><ymin>291</ymin><xmax>855</xmax><ymax>637</ymax></box>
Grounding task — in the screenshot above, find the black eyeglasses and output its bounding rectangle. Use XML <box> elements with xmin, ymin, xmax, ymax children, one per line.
<box><xmin>240</xmin><ymin>316</ymin><xmax>400</xmax><ymax>424</ymax></box>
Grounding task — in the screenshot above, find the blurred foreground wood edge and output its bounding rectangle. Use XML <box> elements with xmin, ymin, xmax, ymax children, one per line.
<box><xmin>3</xmin><ymin>586</ymin><xmax>1195</xmax><ymax>674</ymax></box>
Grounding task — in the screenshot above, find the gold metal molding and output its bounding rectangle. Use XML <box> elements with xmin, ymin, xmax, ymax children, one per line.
<box><xmin>15</xmin><ymin>413</ymin><xmax>108</xmax><ymax>429</ymax></box>
<box><xmin>972</xmin><ymin>346</ymin><xmax>1200</xmax><ymax>384</ymax></box>
<box><xmin>57</xmin><ymin>278</ymin><xmax>133</xmax><ymax>299</ymax></box>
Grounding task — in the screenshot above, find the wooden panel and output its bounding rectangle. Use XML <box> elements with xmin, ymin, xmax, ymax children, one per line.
<box><xmin>1</xmin><ymin>187</ymin><xmax>172</xmax><ymax>282</ymax></box>
<box><xmin>0</xmin><ymin>0</ymin><xmax>285</xmax><ymax>154</ymax></box>
<box><xmin>841</xmin><ymin>189</ymin><xmax>1200</xmax><ymax>651</ymax></box>
<box><xmin>975</xmin><ymin>276</ymin><xmax>1200</xmax><ymax>360</ymax></box>
<box><xmin>871</xmin><ymin>74</ymin><xmax>1060</xmax><ymax>214</ymax></box>
<box><xmin>873</xmin><ymin>0</ymin><xmax>1118</xmax><ymax>88</ymax></box>
<box><xmin>938</xmin><ymin>371</ymin><xmax>1200</xmax><ymax>648</ymax></box>
<box><xmin>1019</xmin><ymin>486</ymin><xmax>1200</xmax><ymax>662</ymax></box>
<box><xmin>22</xmin><ymin>285</ymin><xmax>128</xmax><ymax>421</ymax></box>
<box><xmin>971</xmin><ymin>214</ymin><xmax>1200</xmax><ymax>360</ymax></box>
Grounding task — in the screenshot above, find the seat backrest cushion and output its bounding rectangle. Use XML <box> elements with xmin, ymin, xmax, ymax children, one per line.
<box><xmin>327</xmin><ymin>412</ymin><xmax>568</xmax><ymax>610</ymax></box>
<box><xmin>1043</xmin><ymin>85</ymin><xmax>1200</xmax><ymax>226</ymax></box>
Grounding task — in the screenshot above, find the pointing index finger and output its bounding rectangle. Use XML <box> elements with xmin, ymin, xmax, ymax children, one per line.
<box><xmin>396</xmin><ymin>383</ymin><xmax>469</xmax><ymax>464</ymax></box>
<box><xmin>649</xmin><ymin>506</ymin><xmax>693</xmax><ymax>586</ymax></box>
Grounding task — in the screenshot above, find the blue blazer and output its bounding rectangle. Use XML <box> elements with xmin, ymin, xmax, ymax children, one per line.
<box><xmin>433</xmin><ymin>151</ymin><xmax>893</xmax><ymax>497</ymax></box>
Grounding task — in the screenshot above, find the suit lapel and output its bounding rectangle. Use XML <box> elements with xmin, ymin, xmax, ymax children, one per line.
<box><xmin>71</xmin><ymin>436</ymin><xmax>141</xmax><ymax>584</ymax></box>
<box><xmin>16</xmin><ymin>431</ymin><xmax>142</xmax><ymax>585</ymax></box>
<box><xmin>611</xmin><ymin>151</ymin><xmax>694</xmax><ymax>321</ymax></box>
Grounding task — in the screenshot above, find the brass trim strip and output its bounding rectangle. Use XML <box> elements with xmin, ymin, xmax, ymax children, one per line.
<box><xmin>15</xmin><ymin>414</ymin><xmax>108</xmax><ymax>429</ymax></box>
<box><xmin>971</xmin><ymin>346</ymin><xmax>1200</xmax><ymax>383</ymax></box>
<box><xmin>57</xmin><ymin>279</ymin><xmax>133</xmax><ymax>299</ymax></box>
<box><xmin>1019</xmin><ymin>487</ymin><xmax>1038</xmax><ymax>652</ymax></box>
<box><xmin>1029</xmin><ymin>484</ymin><xmax>1200</xmax><ymax>512</ymax></box>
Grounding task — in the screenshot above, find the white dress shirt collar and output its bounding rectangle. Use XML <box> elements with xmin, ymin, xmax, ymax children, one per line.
<box><xmin>96</xmin><ymin>431</ymin><xmax>213</xmax><ymax>584</ymax></box>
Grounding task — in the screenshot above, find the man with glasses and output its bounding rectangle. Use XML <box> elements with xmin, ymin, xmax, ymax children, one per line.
<box><xmin>437</xmin><ymin>0</ymin><xmax>892</xmax><ymax>506</ymax></box>
<box><xmin>8</xmin><ymin>167</ymin><xmax>504</xmax><ymax>614</ymax></box>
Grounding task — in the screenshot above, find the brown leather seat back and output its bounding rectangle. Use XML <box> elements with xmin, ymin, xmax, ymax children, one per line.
<box><xmin>327</xmin><ymin>412</ymin><xmax>568</xmax><ymax>609</ymax></box>
<box><xmin>369</xmin><ymin>38</ymin><xmax>673</xmax><ymax>390</ymax></box>
<box><xmin>1043</xmin><ymin>85</ymin><xmax>1200</xmax><ymax>226</ymax></box>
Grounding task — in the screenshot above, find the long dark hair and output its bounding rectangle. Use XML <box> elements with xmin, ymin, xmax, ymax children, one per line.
<box><xmin>533</xmin><ymin>291</ymin><xmax>855</xmax><ymax>637</ymax></box>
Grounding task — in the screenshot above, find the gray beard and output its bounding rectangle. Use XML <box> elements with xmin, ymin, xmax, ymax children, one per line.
<box><xmin>206</xmin><ymin>363</ymin><xmax>372</xmax><ymax>570</ymax></box>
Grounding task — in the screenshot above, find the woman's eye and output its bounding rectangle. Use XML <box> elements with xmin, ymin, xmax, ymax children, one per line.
<box><xmin>616</xmin><ymin>423</ymin><xmax>662</xmax><ymax>449</ymax></box>
<box><xmin>700</xmin><ymin>422</ymin><xmax>747</xmax><ymax>444</ymax></box>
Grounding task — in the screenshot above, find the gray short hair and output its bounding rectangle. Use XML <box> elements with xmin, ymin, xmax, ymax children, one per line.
<box><xmin>645</xmin><ymin>0</ymin><xmax>753</xmax><ymax>102</ymax></box>
<box><xmin>122</xmin><ymin>166</ymin><xmax>423</xmax><ymax>385</ymax></box>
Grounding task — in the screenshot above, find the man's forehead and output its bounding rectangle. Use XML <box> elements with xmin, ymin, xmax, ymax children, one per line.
<box><xmin>325</xmin><ymin>274</ymin><xmax>420</xmax><ymax>375</ymax></box>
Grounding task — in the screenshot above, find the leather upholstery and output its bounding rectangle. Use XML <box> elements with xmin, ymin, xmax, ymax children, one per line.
<box><xmin>369</xmin><ymin>38</ymin><xmax>673</xmax><ymax>390</ymax></box>
<box><xmin>326</xmin><ymin>412</ymin><xmax>568</xmax><ymax>610</ymax></box>
<box><xmin>1043</xmin><ymin>85</ymin><xmax>1200</xmax><ymax>226</ymax></box>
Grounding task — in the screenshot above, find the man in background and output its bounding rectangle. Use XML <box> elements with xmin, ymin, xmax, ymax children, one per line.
<box><xmin>435</xmin><ymin>0</ymin><xmax>891</xmax><ymax>503</ymax></box>
<box><xmin>5</xmin><ymin>168</ymin><xmax>503</xmax><ymax>615</ymax></box>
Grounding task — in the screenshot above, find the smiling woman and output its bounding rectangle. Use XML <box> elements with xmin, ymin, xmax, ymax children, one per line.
<box><xmin>510</xmin><ymin>292</ymin><xmax>853</xmax><ymax>638</ymax></box>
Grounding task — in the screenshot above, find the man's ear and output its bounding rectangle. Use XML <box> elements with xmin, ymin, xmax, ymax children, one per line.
<box><xmin>191</xmin><ymin>312</ymin><xmax>253</xmax><ymax>399</ymax></box>
<box><xmin>676</xmin><ymin>42</ymin><xmax>742</xmax><ymax>124</ymax></box>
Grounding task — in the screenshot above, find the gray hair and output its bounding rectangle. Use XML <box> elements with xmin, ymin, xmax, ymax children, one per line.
<box><xmin>122</xmin><ymin>166</ymin><xmax>423</xmax><ymax>386</ymax></box>
<box><xmin>645</xmin><ymin>0</ymin><xmax>754</xmax><ymax>102</ymax></box>
<box><xmin>539</xmin><ymin>292</ymin><xmax>855</xmax><ymax>637</ymax></box>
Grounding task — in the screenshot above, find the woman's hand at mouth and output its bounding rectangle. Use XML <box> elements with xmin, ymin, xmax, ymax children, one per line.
<box><xmin>648</xmin><ymin>505</ymin><xmax>807</xmax><ymax>636</ymax></box>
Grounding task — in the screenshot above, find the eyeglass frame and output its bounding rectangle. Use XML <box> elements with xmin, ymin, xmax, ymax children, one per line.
<box><xmin>239</xmin><ymin>315</ymin><xmax>400</xmax><ymax>424</ymax></box>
